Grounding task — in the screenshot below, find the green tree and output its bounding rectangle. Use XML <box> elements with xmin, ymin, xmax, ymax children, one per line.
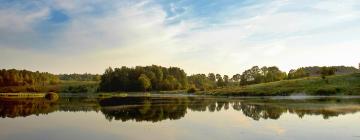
<box><xmin>208</xmin><ymin>73</ymin><xmax>216</xmax><ymax>82</ymax></box>
<box><xmin>99</xmin><ymin>65</ymin><xmax>189</xmax><ymax>92</ymax></box>
<box><xmin>240</xmin><ymin>66</ymin><xmax>261</xmax><ymax>85</ymax></box>
<box><xmin>240</xmin><ymin>66</ymin><xmax>286</xmax><ymax>85</ymax></box>
<box><xmin>231</xmin><ymin>74</ymin><xmax>241</xmax><ymax>82</ymax></box>
<box><xmin>216</xmin><ymin>74</ymin><xmax>225</xmax><ymax>87</ymax></box>
<box><xmin>0</xmin><ymin>69</ymin><xmax>59</xmax><ymax>87</ymax></box>
<box><xmin>223</xmin><ymin>75</ymin><xmax>229</xmax><ymax>86</ymax></box>
<box><xmin>231</xmin><ymin>74</ymin><xmax>241</xmax><ymax>86</ymax></box>
<box><xmin>288</xmin><ymin>68</ymin><xmax>309</xmax><ymax>79</ymax></box>
<box><xmin>138</xmin><ymin>74</ymin><xmax>151</xmax><ymax>92</ymax></box>
<box><xmin>188</xmin><ymin>74</ymin><xmax>215</xmax><ymax>90</ymax></box>
<box><xmin>319</xmin><ymin>67</ymin><xmax>337</xmax><ymax>80</ymax></box>
<box><xmin>265</xmin><ymin>66</ymin><xmax>286</xmax><ymax>82</ymax></box>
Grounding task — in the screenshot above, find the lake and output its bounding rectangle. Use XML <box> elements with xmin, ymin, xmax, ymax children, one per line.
<box><xmin>0</xmin><ymin>94</ymin><xmax>360</xmax><ymax>140</ymax></box>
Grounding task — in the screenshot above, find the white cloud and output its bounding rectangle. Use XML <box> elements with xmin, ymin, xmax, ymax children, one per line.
<box><xmin>0</xmin><ymin>0</ymin><xmax>194</xmax><ymax>74</ymax></box>
<box><xmin>0</xmin><ymin>7</ymin><xmax>49</xmax><ymax>32</ymax></box>
<box><xmin>0</xmin><ymin>0</ymin><xmax>360</xmax><ymax>75</ymax></box>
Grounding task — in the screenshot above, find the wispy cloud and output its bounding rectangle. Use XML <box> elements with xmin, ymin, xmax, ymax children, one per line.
<box><xmin>0</xmin><ymin>0</ymin><xmax>359</xmax><ymax>74</ymax></box>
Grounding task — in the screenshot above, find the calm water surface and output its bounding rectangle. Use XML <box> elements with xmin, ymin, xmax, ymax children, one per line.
<box><xmin>0</xmin><ymin>95</ymin><xmax>360</xmax><ymax>140</ymax></box>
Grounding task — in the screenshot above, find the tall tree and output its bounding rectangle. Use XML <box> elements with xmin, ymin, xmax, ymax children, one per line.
<box><xmin>216</xmin><ymin>74</ymin><xmax>225</xmax><ymax>87</ymax></box>
<box><xmin>240</xmin><ymin>66</ymin><xmax>286</xmax><ymax>85</ymax></box>
<box><xmin>208</xmin><ymin>73</ymin><xmax>216</xmax><ymax>82</ymax></box>
<box><xmin>138</xmin><ymin>74</ymin><xmax>151</xmax><ymax>92</ymax></box>
<box><xmin>319</xmin><ymin>67</ymin><xmax>337</xmax><ymax>79</ymax></box>
<box><xmin>223</xmin><ymin>75</ymin><xmax>229</xmax><ymax>86</ymax></box>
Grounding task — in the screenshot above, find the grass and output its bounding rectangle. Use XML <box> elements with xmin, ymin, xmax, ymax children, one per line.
<box><xmin>205</xmin><ymin>73</ymin><xmax>360</xmax><ymax>96</ymax></box>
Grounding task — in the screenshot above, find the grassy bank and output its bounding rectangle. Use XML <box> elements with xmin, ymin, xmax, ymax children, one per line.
<box><xmin>204</xmin><ymin>73</ymin><xmax>360</xmax><ymax>96</ymax></box>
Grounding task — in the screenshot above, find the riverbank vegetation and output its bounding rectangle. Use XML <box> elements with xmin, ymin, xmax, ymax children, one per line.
<box><xmin>0</xmin><ymin>65</ymin><xmax>359</xmax><ymax>95</ymax></box>
<box><xmin>0</xmin><ymin>69</ymin><xmax>99</xmax><ymax>93</ymax></box>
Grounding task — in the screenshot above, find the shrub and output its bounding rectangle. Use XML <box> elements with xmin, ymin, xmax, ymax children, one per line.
<box><xmin>315</xmin><ymin>87</ymin><xmax>337</xmax><ymax>95</ymax></box>
<box><xmin>187</xmin><ymin>87</ymin><xmax>197</xmax><ymax>93</ymax></box>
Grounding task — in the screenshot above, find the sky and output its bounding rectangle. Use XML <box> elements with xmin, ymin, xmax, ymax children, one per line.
<box><xmin>0</xmin><ymin>0</ymin><xmax>360</xmax><ymax>75</ymax></box>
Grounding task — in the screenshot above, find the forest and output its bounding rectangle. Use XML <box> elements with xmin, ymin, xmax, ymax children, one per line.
<box><xmin>99</xmin><ymin>65</ymin><xmax>188</xmax><ymax>92</ymax></box>
<box><xmin>0</xmin><ymin>69</ymin><xmax>60</xmax><ymax>87</ymax></box>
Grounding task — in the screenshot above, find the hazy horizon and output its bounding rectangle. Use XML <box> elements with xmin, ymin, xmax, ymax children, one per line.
<box><xmin>1</xmin><ymin>0</ymin><xmax>360</xmax><ymax>75</ymax></box>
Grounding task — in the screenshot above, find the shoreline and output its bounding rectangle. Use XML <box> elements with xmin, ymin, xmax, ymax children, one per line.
<box><xmin>0</xmin><ymin>93</ymin><xmax>46</xmax><ymax>98</ymax></box>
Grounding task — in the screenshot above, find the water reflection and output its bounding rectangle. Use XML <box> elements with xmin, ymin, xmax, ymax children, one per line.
<box><xmin>0</xmin><ymin>97</ymin><xmax>58</xmax><ymax>118</ymax></box>
<box><xmin>238</xmin><ymin>97</ymin><xmax>360</xmax><ymax>120</ymax></box>
<box><xmin>1</xmin><ymin>96</ymin><xmax>360</xmax><ymax>121</ymax></box>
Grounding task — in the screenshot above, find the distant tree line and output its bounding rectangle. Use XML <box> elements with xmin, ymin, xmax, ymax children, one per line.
<box><xmin>288</xmin><ymin>66</ymin><xmax>359</xmax><ymax>77</ymax></box>
<box><xmin>239</xmin><ymin>66</ymin><xmax>287</xmax><ymax>85</ymax></box>
<box><xmin>1</xmin><ymin>65</ymin><xmax>358</xmax><ymax>92</ymax></box>
<box><xmin>187</xmin><ymin>73</ymin><xmax>233</xmax><ymax>91</ymax></box>
<box><xmin>319</xmin><ymin>67</ymin><xmax>337</xmax><ymax>80</ymax></box>
<box><xmin>287</xmin><ymin>66</ymin><xmax>358</xmax><ymax>79</ymax></box>
<box><xmin>98</xmin><ymin>65</ymin><xmax>359</xmax><ymax>92</ymax></box>
<box><xmin>288</xmin><ymin>67</ymin><xmax>309</xmax><ymax>79</ymax></box>
<box><xmin>0</xmin><ymin>69</ymin><xmax>59</xmax><ymax>87</ymax></box>
<box><xmin>99</xmin><ymin>65</ymin><xmax>188</xmax><ymax>92</ymax></box>
<box><xmin>58</xmin><ymin>73</ymin><xmax>101</xmax><ymax>81</ymax></box>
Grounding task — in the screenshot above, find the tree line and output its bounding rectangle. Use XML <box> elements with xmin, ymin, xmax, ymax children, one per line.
<box><xmin>99</xmin><ymin>65</ymin><xmax>188</xmax><ymax>92</ymax></box>
<box><xmin>187</xmin><ymin>66</ymin><xmax>289</xmax><ymax>90</ymax></box>
<box><xmin>186</xmin><ymin>65</ymin><xmax>358</xmax><ymax>91</ymax></box>
<box><xmin>0</xmin><ymin>69</ymin><xmax>60</xmax><ymax>87</ymax></box>
<box><xmin>239</xmin><ymin>66</ymin><xmax>287</xmax><ymax>85</ymax></box>
<box><xmin>187</xmin><ymin>73</ymin><xmax>234</xmax><ymax>91</ymax></box>
<box><xmin>288</xmin><ymin>66</ymin><xmax>358</xmax><ymax>78</ymax></box>
<box><xmin>1</xmin><ymin>65</ymin><xmax>358</xmax><ymax>92</ymax></box>
<box><xmin>99</xmin><ymin>65</ymin><xmax>355</xmax><ymax>92</ymax></box>
<box><xmin>58</xmin><ymin>73</ymin><xmax>101</xmax><ymax>81</ymax></box>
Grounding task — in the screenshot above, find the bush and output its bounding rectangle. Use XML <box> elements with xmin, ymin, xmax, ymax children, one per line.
<box><xmin>187</xmin><ymin>87</ymin><xmax>197</xmax><ymax>93</ymax></box>
<box><xmin>315</xmin><ymin>87</ymin><xmax>337</xmax><ymax>95</ymax></box>
<box><xmin>65</xmin><ymin>85</ymin><xmax>89</xmax><ymax>93</ymax></box>
<box><xmin>45</xmin><ymin>92</ymin><xmax>59</xmax><ymax>101</ymax></box>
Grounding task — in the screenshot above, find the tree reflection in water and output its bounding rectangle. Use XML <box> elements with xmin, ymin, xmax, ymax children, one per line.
<box><xmin>0</xmin><ymin>97</ymin><xmax>58</xmax><ymax>118</ymax></box>
<box><xmin>1</xmin><ymin>96</ymin><xmax>360</xmax><ymax>121</ymax></box>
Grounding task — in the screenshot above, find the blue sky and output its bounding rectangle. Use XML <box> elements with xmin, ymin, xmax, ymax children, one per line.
<box><xmin>0</xmin><ymin>0</ymin><xmax>360</xmax><ymax>74</ymax></box>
